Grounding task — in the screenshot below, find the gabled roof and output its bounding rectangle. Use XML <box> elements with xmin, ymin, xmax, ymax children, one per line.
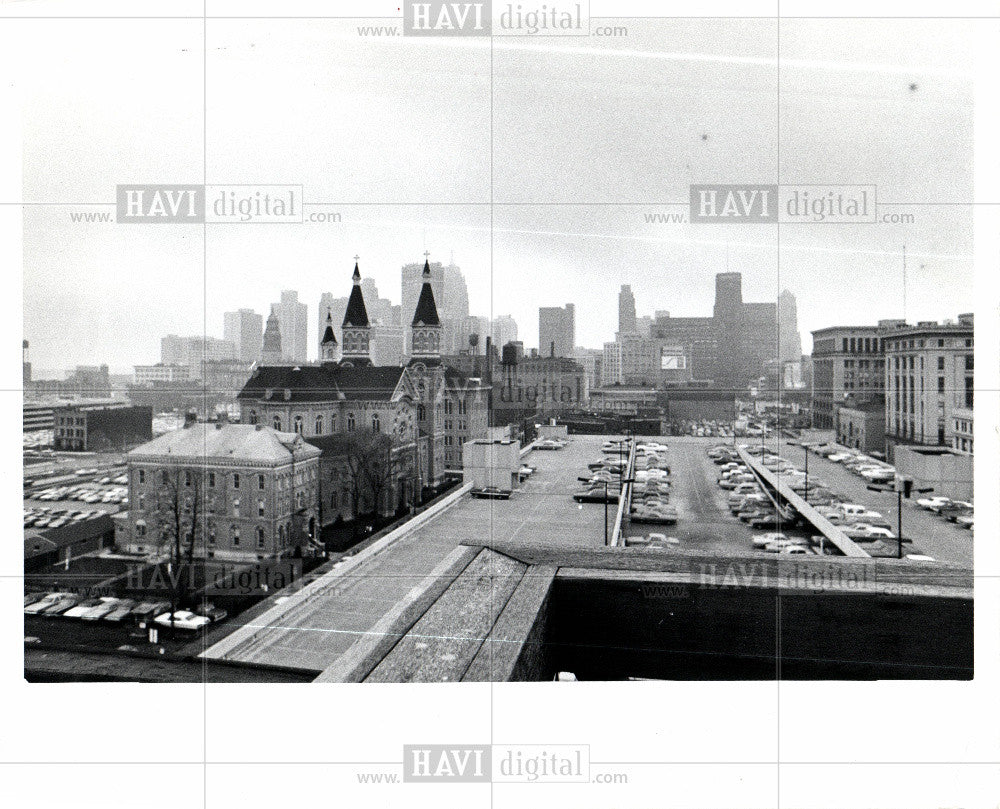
<box><xmin>411</xmin><ymin>259</ymin><xmax>440</xmax><ymax>326</ymax></box>
<box><xmin>239</xmin><ymin>364</ymin><xmax>408</xmax><ymax>403</ymax></box>
<box><xmin>343</xmin><ymin>262</ymin><xmax>370</xmax><ymax>328</ymax></box>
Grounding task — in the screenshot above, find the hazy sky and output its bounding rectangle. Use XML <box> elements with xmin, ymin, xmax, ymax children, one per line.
<box><xmin>19</xmin><ymin>16</ymin><xmax>974</xmax><ymax>372</ymax></box>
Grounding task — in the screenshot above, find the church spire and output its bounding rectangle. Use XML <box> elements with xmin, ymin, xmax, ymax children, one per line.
<box><xmin>341</xmin><ymin>256</ymin><xmax>371</xmax><ymax>363</ymax></box>
<box><xmin>410</xmin><ymin>251</ymin><xmax>441</xmax><ymax>358</ymax></box>
<box><xmin>320</xmin><ymin>308</ymin><xmax>339</xmax><ymax>363</ymax></box>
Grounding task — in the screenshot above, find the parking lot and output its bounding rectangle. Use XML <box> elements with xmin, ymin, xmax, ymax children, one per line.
<box><xmin>782</xmin><ymin>440</ymin><xmax>973</xmax><ymax>568</ymax></box>
<box><xmin>622</xmin><ymin>436</ymin><xmax>770</xmax><ymax>556</ymax></box>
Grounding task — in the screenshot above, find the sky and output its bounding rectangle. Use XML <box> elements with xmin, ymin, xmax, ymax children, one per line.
<box><xmin>18</xmin><ymin>15</ymin><xmax>975</xmax><ymax>373</ymax></box>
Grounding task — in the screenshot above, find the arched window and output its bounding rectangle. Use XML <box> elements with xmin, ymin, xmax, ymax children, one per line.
<box><xmin>418</xmin><ymin>404</ymin><xmax>425</xmax><ymax>420</ymax></box>
<box><xmin>293</xmin><ymin>415</ymin><xmax>303</xmax><ymax>434</ymax></box>
<box><xmin>347</xmin><ymin>413</ymin><xmax>356</xmax><ymax>431</ymax></box>
<box><xmin>272</xmin><ymin>415</ymin><xmax>282</xmax><ymax>431</ymax></box>
<box><xmin>372</xmin><ymin>413</ymin><xmax>380</xmax><ymax>432</ymax></box>
<box><xmin>315</xmin><ymin>415</ymin><xmax>323</xmax><ymax>435</ymax></box>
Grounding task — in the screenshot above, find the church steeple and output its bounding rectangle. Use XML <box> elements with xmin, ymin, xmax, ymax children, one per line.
<box><xmin>341</xmin><ymin>256</ymin><xmax>371</xmax><ymax>362</ymax></box>
<box><xmin>410</xmin><ymin>252</ymin><xmax>441</xmax><ymax>358</ymax></box>
<box><xmin>320</xmin><ymin>308</ymin><xmax>339</xmax><ymax>363</ymax></box>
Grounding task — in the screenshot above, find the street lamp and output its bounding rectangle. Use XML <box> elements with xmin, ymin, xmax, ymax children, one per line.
<box><xmin>866</xmin><ymin>479</ymin><xmax>932</xmax><ymax>559</ymax></box>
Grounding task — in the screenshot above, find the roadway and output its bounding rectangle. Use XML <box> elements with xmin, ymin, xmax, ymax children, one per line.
<box><xmin>779</xmin><ymin>439</ymin><xmax>973</xmax><ymax>568</ymax></box>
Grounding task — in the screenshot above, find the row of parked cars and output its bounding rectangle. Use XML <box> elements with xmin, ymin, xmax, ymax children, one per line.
<box><xmin>808</xmin><ymin>442</ymin><xmax>973</xmax><ymax>531</ymax></box>
<box><xmin>32</xmin><ymin>480</ymin><xmax>128</xmax><ymax>505</ymax></box>
<box><xmin>806</xmin><ymin>443</ymin><xmax>897</xmax><ymax>484</ymax></box>
<box><xmin>24</xmin><ymin>506</ymin><xmax>107</xmax><ymax>529</ymax></box>
<box><xmin>630</xmin><ymin>443</ymin><xmax>677</xmax><ymax>525</ymax></box>
<box><xmin>710</xmin><ymin>444</ymin><xmax>818</xmax><ymax>555</ymax></box>
<box><xmin>23</xmin><ymin>592</ymin><xmax>225</xmax><ymax>630</ymax></box>
<box><xmin>915</xmin><ymin>496</ymin><xmax>974</xmax><ymax>529</ymax></box>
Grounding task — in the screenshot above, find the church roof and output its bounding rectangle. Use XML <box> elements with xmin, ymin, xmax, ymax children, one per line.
<box><xmin>239</xmin><ymin>364</ymin><xmax>406</xmax><ymax>403</ymax></box>
<box><xmin>411</xmin><ymin>259</ymin><xmax>440</xmax><ymax>327</ymax></box>
<box><xmin>321</xmin><ymin>311</ymin><xmax>337</xmax><ymax>345</ymax></box>
<box><xmin>343</xmin><ymin>262</ymin><xmax>370</xmax><ymax>328</ymax></box>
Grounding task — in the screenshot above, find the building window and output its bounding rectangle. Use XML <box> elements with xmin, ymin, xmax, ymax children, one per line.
<box><xmin>258</xmin><ymin>474</ymin><xmax>265</xmax><ymax>490</ymax></box>
<box><xmin>293</xmin><ymin>415</ymin><xmax>303</xmax><ymax>434</ymax></box>
<box><xmin>938</xmin><ymin>377</ymin><xmax>945</xmax><ymax>393</ymax></box>
<box><xmin>937</xmin><ymin>356</ymin><xmax>945</xmax><ymax>371</ymax></box>
<box><xmin>208</xmin><ymin>472</ymin><xmax>215</xmax><ymax>488</ymax></box>
<box><xmin>965</xmin><ymin>355</ymin><xmax>974</xmax><ymax>371</ymax></box>
<box><xmin>138</xmin><ymin>469</ymin><xmax>145</xmax><ymax>484</ymax></box>
<box><xmin>184</xmin><ymin>470</ymin><xmax>192</xmax><ymax>486</ymax></box>
<box><xmin>330</xmin><ymin>413</ymin><xmax>337</xmax><ymax>432</ymax></box>
<box><xmin>207</xmin><ymin>523</ymin><xmax>216</xmax><ymax>546</ymax></box>
<box><xmin>418</xmin><ymin>404</ymin><xmax>425</xmax><ymax>420</ymax></box>
<box><xmin>257</xmin><ymin>526</ymin><xmax>265</xmax><ymax>549</ymax></box>
<box><xmin>137</xmin><ymin>495</ymin><xmax>145</xmax><ymax>511</ymax></box>
<box><xmin>315</xmin><ymin>415</ymin><xmax>323</xmax><ymax>434</ymax></box>
<box><xmin>444</xmin><ymin>399</ymin><xmax>453</xmax><ymax>415</ymax></box>
<box><xmin>248</xmin><ymin>410</ymin><xmax>258</xmax><ymax>425</ymax></box>
<box><xmin>232</xmin><ymin>526</ymin><xmax>240</xmax><ymax>547</ymax></box>
<box><xmin>272</xmin><ymin>415</ymin><xmax>282</xmax><ymax>430</ymax></box>
<box><xmin>258</xmin><ymin>499</ymin><xmax>265</xmax><ymax>517</ymax></box>
<box><xmin>965</xmin><ymin>377</ymin><xmax>974</xmax><ymax>408</ymax></box>
<box><xmin>161</xmin><ymin>470</ymin><xmax>169</xmax><ymax>485</ymax></box>
<box><xmin>347</xmin><ymin>413</ymin><xmax>356</xmax><ymax>431</ymax></box>
<box><xmin>372</xmin><ymin>414</ymin><xmax>380</xmax><ymax>432</ymax></box>
<box><xmin>233</xmin><ymin>498</ymin><xmax>240</xmax><ymax>517</ymax></box>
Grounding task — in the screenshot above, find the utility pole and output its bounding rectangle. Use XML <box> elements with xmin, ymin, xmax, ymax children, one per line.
<box><xmin>803</xmin><ymin>445</ymin><xmax>809</xmax><ymax>504</ymax></box>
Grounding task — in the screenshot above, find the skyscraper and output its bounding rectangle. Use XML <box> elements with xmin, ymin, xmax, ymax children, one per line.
<box><xmin>272</xmin><ymin>290</ymin><xmax>308</xmax><ymax>363</ymax></box>
<box><xmin>539</xmin><ymin>303</ymin><xmax>575</xmax><ymax>358</ymax></box>
<box><xmin>224</xmin><ymin>308</ymin><xmax>264</xmax><ymax>363</ymax></box>
<box><xmin>618</xmin><ymin>285</ymin><xmax>637</xmax><ymax>335</ymax></box>
<box><xmin>778</xmin><ymin>289</ymin><xmax>803</xmax><ymax>363</ymax></box>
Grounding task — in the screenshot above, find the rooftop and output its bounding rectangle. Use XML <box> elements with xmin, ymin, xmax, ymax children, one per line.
<box><xmin>128</xmin><ymin>423</ymin><xmax>321</xmax><ymax>463</ymax></box>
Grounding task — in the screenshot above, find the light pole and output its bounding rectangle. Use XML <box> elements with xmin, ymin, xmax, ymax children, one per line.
<box><xmin>803</xmin><ymin>445</ymin><xmax>809</xmax><ymax>504</ymax></box>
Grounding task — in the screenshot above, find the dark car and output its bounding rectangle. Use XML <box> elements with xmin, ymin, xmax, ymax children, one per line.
<box><xmin>472</xmin><ymin>486</ymin><xmax>511</xmax><ymax>500</ymax></box>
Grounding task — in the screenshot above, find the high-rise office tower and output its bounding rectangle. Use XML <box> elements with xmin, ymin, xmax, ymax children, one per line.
<box><xmin>272</xmin><ymin>290</ymin><xmax>308</xmax><ymax>363</ymax></box>
<box><xmin>618</xmin><ymin>285</ymin><xmax>637</xmax><ymax>335</ymax></box>
<box><xmin>778</xmin><ymin>289</ymin><xmax>803</xmax><ymax>363</ymax></box>
<box><xmin>224</xmin><ymin>308</ymin><xmax>264</xmax><ymax>363</ymax></box>
<box><xmin>538</xmin><ymin>303</ymin><xmax>575</xmax><ymax>358</ymax></box>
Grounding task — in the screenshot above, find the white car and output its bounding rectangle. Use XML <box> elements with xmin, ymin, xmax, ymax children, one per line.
<box><xmin>752</xmin><ymin>532</ymin><xmax>791</xmax><ymax>548</ymax></box>
<box><xmin>763</xmin><ymin>539</ymin><xmax>807</xmax><ymax>553</ymax></box>
<box><xmin>153</xmin><ymin>611</ymin><xmax>211</xmax><ymax>631</ymax></box>
<box><xmin>846</xmin><ymin>524</ymin><xmax>896</xmax><ymax>539</ymax></box>
<box><xmin>916</xmin><ymin>496</ymin><xmax>952</xmax><ymax>512</ymax></box>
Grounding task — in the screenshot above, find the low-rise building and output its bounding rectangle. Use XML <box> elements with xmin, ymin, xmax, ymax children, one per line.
<box><xmin>53</xmin><ymin>403</ymin><xmax>153</xmax><ymax>451</ymax></box>
<box><xmin>836</xmin><ymin>401</ymin><xmax>886</xmax><ymax>454</ymax></box>
<box><xmin>116</xmin><ymin>420</ymin><xmax>321</xmax><ymax>562</ymax></box>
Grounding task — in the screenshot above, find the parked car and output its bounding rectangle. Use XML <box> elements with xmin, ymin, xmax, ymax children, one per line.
<box><xmin>61</xmin><ymin>597</ymin><xmax>105</xmax><ymax>619</ymax></box>
<box><xmin>24</xmin><ymin>593</ymin><xmax>64</xmax><ymax>614</ymax></box>
<box><xmin>916</xmin><ymin>496</ymin><xmax>952</xmax><ymax>512</ymax></box>
<box><xmin>81</xmin><ymin>597</ymin><xmax>123</xmax><ymax>621</ymax></box>
<box><xmin>938</xmin><ymin>502</ymin><xmax>973</xmax><ymax>521</ymax></box>
<box><xmin>103</xmin><ymin>599</ymin><xmax>138</xmax><ymax>623</ymax></box>
<box><xmin>472</xmin><ymin>486</ymin><xmax>511</xmax><ymax>500</ymax></box>
<box><xmin>153</xmin><ymin>611</ymin><xmax>211</xmax><ymax>631</ymax></box>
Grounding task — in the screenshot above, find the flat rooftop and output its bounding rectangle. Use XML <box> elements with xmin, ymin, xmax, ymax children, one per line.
<box><xmin>202</xmin><ymin>434</ymin><xmax>619</xmax><ymax>673</ymax></box>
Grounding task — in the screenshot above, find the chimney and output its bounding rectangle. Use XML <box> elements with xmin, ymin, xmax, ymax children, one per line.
<box><xmin>183</xmin><ymin>410</ymin><xmax>197</xmax><ymax>428</ymax></box>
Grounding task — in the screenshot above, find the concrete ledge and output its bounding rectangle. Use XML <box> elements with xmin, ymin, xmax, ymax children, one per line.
<box><xmin>736</xmin><ymin>447</ymin><xmax>870</xmax><ymax>558</ymax></box>
<box><xmin>202</xmin><ymin>482</ymin><xmax>475</xmax><ymax>661</ymax></box>
<box><xmin>313</xmin><ymin>545</ymin><xmax>481</xmax><ymax>683</ymax></box>
<box><xmin>463</xmin><ymin>565</ymin><xmax>557</xmax><ymax>682</ymax></box>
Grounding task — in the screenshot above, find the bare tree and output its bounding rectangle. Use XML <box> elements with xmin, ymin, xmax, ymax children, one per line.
<box><xmin>341</xmin><ymin>429</ymin><xmax>399</xmax><ymax>521</ymax></box>
<box><xmin>153</xmin><ymin>467</ymin><xmax>203</xmax><ymax>625</ymax></box>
